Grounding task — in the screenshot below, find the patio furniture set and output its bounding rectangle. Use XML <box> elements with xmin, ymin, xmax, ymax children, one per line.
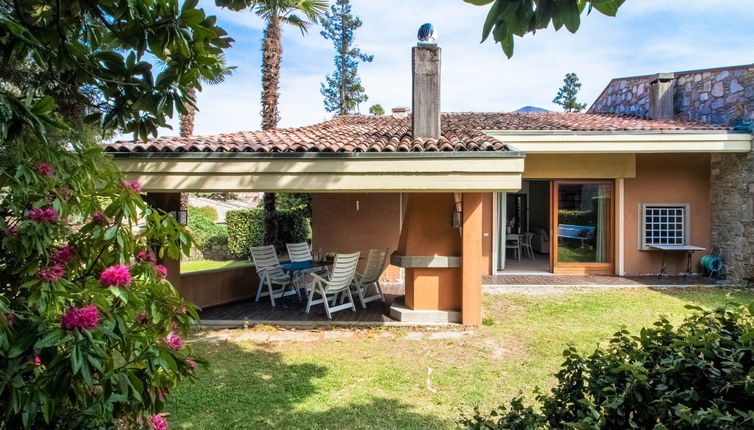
<box><xmin>250</xmin><ymin>243</ymin><xmax>390</xmax><ymax>320</ymax></box>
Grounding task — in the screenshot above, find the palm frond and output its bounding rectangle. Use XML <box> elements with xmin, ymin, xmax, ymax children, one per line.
<box><xmin>294</xmin><ymin>0</ymin><xmax>329</xmax><ymax>23</ymax></box>
<box><xmin>280</xmin><ymin>14</ymin><xmax>310</xmax><ymax>34</ymax></box>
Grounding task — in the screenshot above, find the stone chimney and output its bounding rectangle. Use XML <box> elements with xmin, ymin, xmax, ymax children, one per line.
<box><xmin>392</xmin><ymin>106</ymin><xmax>410</xmax><ymax>119</ymax></box>
<box><xmin>648</xmin><ymin>73</ymin><xmax>676</xmax><ymax>120</ymax></box>
<box><xmin>412</xmin><ymin>45</ymin><xmax>441</xmax><ymax>139</ymax></box>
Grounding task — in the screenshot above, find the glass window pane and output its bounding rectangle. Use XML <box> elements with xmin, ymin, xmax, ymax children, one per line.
<box><xmin>557</xmin><ymin>183</ymin><xmax>611</xmax><ymax>263</ymax></box>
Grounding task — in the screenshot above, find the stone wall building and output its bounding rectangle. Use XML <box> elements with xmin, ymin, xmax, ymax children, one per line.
<box><xmin>590</xmin><ymin>64</ymin><xmax>754</xmax><ymax>281</ymax></box>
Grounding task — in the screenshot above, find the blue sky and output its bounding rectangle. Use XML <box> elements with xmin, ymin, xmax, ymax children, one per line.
<box><xmin>172</xmin><ymin>0</ymin><xmax>754</xmax><ymax>136</ymax></box>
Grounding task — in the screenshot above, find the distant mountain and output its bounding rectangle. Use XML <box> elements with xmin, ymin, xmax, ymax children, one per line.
<box><xmin>514</xmin><ymin>106</ymin><xmax>550</xmax><ymax>113</ymax></box>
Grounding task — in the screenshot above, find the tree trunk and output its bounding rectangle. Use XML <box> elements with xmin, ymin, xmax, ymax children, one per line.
<box><xmin>178</xmin><ymin>88</ymin><xmax>196</xmax><ymax>215</ymax></box>
<box><xmin>263</xmin><ymin>192</ymin><xmax>278</xmax><ymax>248</ymax></box>
<box><xmin>261</xmin><ymin>16</ymin><xmax>281</xmax><ymax>130</ymax></box>
<box><xmin>339</xmin><ymin>12</ymin><xmax>347</xmax><ymax>115</ymax></box>
<box><xmin>180</xmin><ymin>87</ymin><xmax>197</xmax><ymax>137</ymax></box>
<box><xmin>261</xmin><ymin>16</ymin><xmax>282</xmax><ymax>247</ymax></box>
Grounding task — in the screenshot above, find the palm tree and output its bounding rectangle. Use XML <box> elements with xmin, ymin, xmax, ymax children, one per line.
<box><xmin>216</xmin><ymin>0</ymin><xmax>327</xmax><ymax>247</ymax></box>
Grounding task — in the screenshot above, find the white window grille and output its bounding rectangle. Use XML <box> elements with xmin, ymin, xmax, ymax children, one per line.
<box><xmin>641</xmin><ymin>205</ymin><xmax>688</xmax><ymax>249</ymax></box>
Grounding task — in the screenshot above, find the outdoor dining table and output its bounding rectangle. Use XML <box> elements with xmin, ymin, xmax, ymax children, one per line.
<box><xmin>278</xmin><ymin>260</ymin><xmax>330</xmax><ymax>299</ymax></box>
<box><xmin>648</xmin><ymin>245</ymin><xmax>706</xmax><ymax>278</ymax></box>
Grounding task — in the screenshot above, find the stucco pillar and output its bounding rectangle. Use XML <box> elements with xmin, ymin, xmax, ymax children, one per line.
<box><xmin>462</xmin><ymin>193</ymin><xmax>483</xmax><ymax>325</ymax></box>
<box><xmin>394</xmin><ymin>193</ymin><xmax>462</xmax><ymax>312</ymax></box>
<box><xmin>143</xmin><ymin>192</ymin><xmax>182</xmax><ymax>289</ymax></box>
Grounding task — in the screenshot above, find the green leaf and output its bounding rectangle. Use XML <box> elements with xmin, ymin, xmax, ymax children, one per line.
<box><xmin>104</xmin><ymin>225</ymin><xmax>118</xmax><ymax>240</ymax></box>
<box><xmin>35</xmin><ymin>329</ymin><xmax>65</xmax><ymax>349</ymax></box>
<box><xmin>464</xmin><ymin>0</ymin><xmax>495</xmax><ymax>5</ymax></box>
<box><xmin>31</xmin><ymin>96</ymin><xmax>55</xmax><ymax>115</ymax></box>
<box><xmin>589</xmin><ymin>0</ymin><xmax>625</xmax><ymax>17</ymax></box>
<box><xmin>481</xmin><ymin>0</ymin><xmax>502</xmax><ymax>42</ymax></box>
<box><xmin>110</xmin><ymin>286</ymin><xmax>129</xmax><ymax>303</ymax></box>
<box><xmin>181</xmin><ymin>9</ymin><xmax>204</xmax><ymax>26</ymax></box>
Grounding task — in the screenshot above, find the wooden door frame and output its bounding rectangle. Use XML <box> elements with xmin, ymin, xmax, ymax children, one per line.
<box><xmin>550</xmin><ymin>179</ymin><xmax>615</xmax><ymax>275</ymax></box>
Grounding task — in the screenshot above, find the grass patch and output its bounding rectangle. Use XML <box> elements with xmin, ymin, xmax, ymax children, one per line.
<box><xmin>181</xmin><ymin>259</ymin><xmax>251</xmax><ymax>273</ymax></box>
<box><xmin>168</xmin><ymin>287</ymin><xmax>754</xmax><ymax>429</ymax></box>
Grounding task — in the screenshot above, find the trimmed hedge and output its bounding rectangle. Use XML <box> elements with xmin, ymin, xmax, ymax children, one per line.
<box><xmin>188</xmin><ymin>211</ymin><xmax>226</xmax><ymax>251</ymax></box>
<box><xmin>189</xmin><ymin>205</ymin><xmax>218</xmax><ymax>222</ymax></box>
<box><xmin>226</xmin><ymin>208</ymin><xmax>310</xmax><ymax>258</ymax></box>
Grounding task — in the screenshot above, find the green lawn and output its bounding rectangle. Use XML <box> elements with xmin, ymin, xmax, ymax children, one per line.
<box><xmin>167</xmin><ymin>287</ymin><xmax>754</xmax><ymax>430</ymax></box>
<box><xmin>181</xmin><ymin>260</ymin><xmax>251</xmax><ymax>273</ymax></box>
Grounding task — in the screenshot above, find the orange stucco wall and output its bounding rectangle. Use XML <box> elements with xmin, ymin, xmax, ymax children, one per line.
<box><xmin>623</xmin><ymin>153</ymin><xmax>711</xmax><ymax>275</ymax></box>
<box><xmin>311</xmin><ymin>193</ymin><xmax>404</xmax><ymax>281</ymax></box>
<box><xmin>462</xmin><ymin>193</ymin><xmax>483</xmax><ymax>325</ymax></box>
<box><xmin>398</xmin><ymin>193</ymin><xmax>463</xmax><ymax>311</ymax></box>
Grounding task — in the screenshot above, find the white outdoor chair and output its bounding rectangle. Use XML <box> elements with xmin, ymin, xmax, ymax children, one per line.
<box><xmin>250</xmin><ymin>245</ymin><xmax>297</xmax><ymax>307</ymax></box>
<box><xmin>286</xmin><ymin>242</ymin><xmax>328</xmax><ymax>293</ymax></box>
<box><xmin>351</xmin><ymin>248</ymin><xmax>388</xmax><ymax>309</ymax></box>
<box><xmin>305</xmin><ymin>252</ymin><xmax>360</xmax><ymax>320</ymax></box>
<box><xmin>286</xmin><ymin>242</ymin><xmax>313</xmax><ymax>262</ymax></box>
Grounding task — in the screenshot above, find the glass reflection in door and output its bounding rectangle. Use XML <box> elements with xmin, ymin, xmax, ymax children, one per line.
<box><xmin>556</xmin><ymin>183</ymin><xmax>611</xmax><ymax>263</ymax></box>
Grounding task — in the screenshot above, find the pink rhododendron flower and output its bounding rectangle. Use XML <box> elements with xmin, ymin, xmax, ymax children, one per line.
<box><xmin>150</xmin><ymin>415</ymin><xmax>168</xmax><ymax>430</ymax></box>
<box><xmin>121</xmin><ymin>180</ymin><xmax>142</xmax><ymax>193</ymax></box>
<box><xmin>100</xmin><ymin>264</ymin><xmax>132</xmax><ymax>287</ymax></box>
<box><xmin>35</xmin><ymin>162</ymin><xmax>53</xmax><ymax>178</ymax></box>
<box><xmin>28</xmin><ymin>207</ymin><xmax>58</xmax><ymax>223</ymax></box>
<box><xmin>165</xmin><ymin>333</ymin><xmax>183</xmax><ymax>351</ymax></box>
<box><xmin>38</xmin><ymin>264</ymin><xmax>65</xmax><ymax>282</ymax></box>
<box><xmin>91</xmin><ymin>210</ymin><xmax>109</xmax><ymax>226</ymax></box>
<box><xmin>5</xmin><ymin>312</ymin><xmax>16</xmax><ymax>326</ymax></box>
<box><xmin>155</xmin><ymin>264</ymin><xmax>167</xmax><ymax>280</ymax></box>
<box><xmin>61</xmin><ymin>305</ymin><xmax>100</xmax><ymax>330</ymax></box>
<box><xmin>186</xmin><ymin>358</ymin><xmax>197</xmax><ymax>368</ymax></box>
<box><xmin>52</xmin><ymin>244</ymin><xmax>74</xmax><ymax>264</ymax></box>
<box><xmin>157</xmin><ymin>388</ymin><xmax>166</xmax><ymax>402</ymax></box>
<box><xmin>33</xmin><ymin>356</ymin><xmax>41</xmax><ymax>366</ymax></box>
<box><xmin>136</xmin><ymin>249</ymin><xmax>156</xmax><ymax>263</ymax></box>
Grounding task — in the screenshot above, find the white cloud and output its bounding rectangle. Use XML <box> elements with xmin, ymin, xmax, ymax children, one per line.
<box><xmin>150</xmin><ymin>0</ymin><xmax>754</xmax><ymax>137</ymax></box>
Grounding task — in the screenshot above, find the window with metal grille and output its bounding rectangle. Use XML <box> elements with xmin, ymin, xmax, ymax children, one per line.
<box><xmin>641</xmin><ymin>205</ymin><xmax>687</xmax><ymax>248</ymax></box>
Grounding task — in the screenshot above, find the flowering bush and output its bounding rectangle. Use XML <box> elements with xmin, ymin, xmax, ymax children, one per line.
<box><xmin>0</xmin><ymin>132</ymin><xmax>202</xmax><ymax>428</ymax></box>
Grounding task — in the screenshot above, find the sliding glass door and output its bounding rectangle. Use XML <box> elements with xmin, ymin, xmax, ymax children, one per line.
<box><xmin>552</xmin><ymin>180</ymin><xmax>614</xmax><ymax>274</ymax></box>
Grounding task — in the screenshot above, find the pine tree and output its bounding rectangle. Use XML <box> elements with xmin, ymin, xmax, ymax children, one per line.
<box><xmin>320</xmin><ymin>0</ymin><xmax>373</xmax><ymax>115</ymax></box>
<box><xmin>553</xmin><ymin>72</ymin><xmax>587</xmax><ymax>113</ymax></box>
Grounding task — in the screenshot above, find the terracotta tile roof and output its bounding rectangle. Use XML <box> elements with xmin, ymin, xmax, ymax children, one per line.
<box><xmin>104</xmin><ymin>112</ymin><xmax>729</xmax><ymax>154</ymax></box>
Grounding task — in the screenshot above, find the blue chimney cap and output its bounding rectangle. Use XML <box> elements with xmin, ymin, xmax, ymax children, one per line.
<box><xmin>417</xmin><ymin>23</ymin><xmax>437</xmax><ymax>44</ymax></box>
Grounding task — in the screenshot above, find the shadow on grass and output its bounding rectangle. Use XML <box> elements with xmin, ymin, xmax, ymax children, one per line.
<box><xmin>649</xmin><ymin>286</ymin><xmax>754</xmax><ymax>310</ymax></box>
<box><xmin>168</xmin><ymin>341</ymin><xmax>452</xmax><ymax>430</ymax></box>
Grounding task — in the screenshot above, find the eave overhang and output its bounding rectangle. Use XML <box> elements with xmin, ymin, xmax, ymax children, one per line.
<box><xmin>484</xmin><ymin>130</ymin><xmax>752</xmax><ymax>153</ymax></box>
<box><xmin>111</xmin><ymin>151</ymin><xmax>525</xmax><ymax>193</ymax></box>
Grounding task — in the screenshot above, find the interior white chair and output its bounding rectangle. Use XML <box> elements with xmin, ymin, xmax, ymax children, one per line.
<box><xmin>505</xmin><ymin>235</ymin><xmax>521</xmax><ymax>262</ymax></box>
<box><xmin>250</xmin><ymin>245</ymin><xmax>296</xmax><ymax>307</ymax></box>
<box><xmin>522</xmin><ymin>232</ymin><xmax>535</xmax><ymax>260</ymax></box>
<box><xmin>305</xmin><ymin>252</ymin><xmax>360</xmax><ymax>320</ymax></box>
<box><xmin>351</xmin><ymin>248</ymin><xmax>388</xmax><ymax>309</ymax></box>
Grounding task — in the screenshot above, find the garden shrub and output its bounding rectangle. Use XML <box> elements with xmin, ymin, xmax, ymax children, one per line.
<box><xmin>0</xmin><ymin>132</ymin><xmax>202</xmax><ymax>428</ymax></box>
<box><xmin>187</xmin><ymin>211</ymin><xmax>226</xmax><ymax>252</ymax></box>
<box><xmin>277</xmin><ymin>208</ymin><xmax>311</xmax><ymax>248</ymax></box>
<box><xmin>226</xmin><ymin>208</ymin><xmax>309</xmax><ymax>258</ymax></box>
<box><xmin>189</xmin><ymin>205</ymin><xmax>218</xmax><ymax>222</ymax></box>
<box><xmin>460</xmin><ymin>303</ymin><xmax>754</xmax><ymax>429</ymax></box>
<box><xmin>226</xmin><ymin>209</ymin><xmax>265</xmax><ymax>258</ymax></box>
